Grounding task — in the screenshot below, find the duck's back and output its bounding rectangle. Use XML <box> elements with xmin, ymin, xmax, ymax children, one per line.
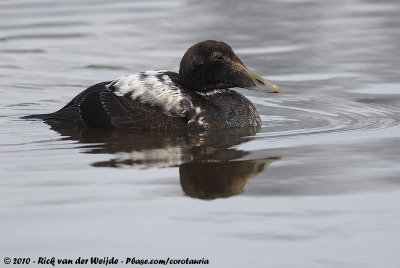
<box><xmin>26</xmin><ymin>71</ymin><xmax>189</xmax><ymax>130</ymax></box>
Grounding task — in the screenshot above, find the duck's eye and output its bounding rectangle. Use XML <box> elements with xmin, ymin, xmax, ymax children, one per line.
<box><xmin>215</xmin><ymin>54</ymin><xmax>224</xmax><ymax>61</ymax></box>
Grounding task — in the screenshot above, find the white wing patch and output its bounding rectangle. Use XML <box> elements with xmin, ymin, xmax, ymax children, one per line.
<box><xmin>108</xmin><ymin>70</ymin><xmax>192</xmax><ymax>116</ymax></box>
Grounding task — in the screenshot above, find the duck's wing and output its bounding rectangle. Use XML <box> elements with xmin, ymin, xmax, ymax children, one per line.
<box><xmin>24</xmin><ymin>71</ymin><xmax>194</xmax><ymax>130</ymax></box>
<box><xmin>100</xmin><ymin>70</ymin><xmax>192</xmax><ymax>130</ymax></box>
<box><xmin>98</xmin><ymin>90</ymin><xmax>187</xmax><ymax>130</ymax></box>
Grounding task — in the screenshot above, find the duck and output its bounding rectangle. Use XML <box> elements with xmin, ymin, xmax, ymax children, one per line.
<box><xmin>24</xmin><ymin>40</ymin><xmax>281</xmax><ymax>131</ymax></box>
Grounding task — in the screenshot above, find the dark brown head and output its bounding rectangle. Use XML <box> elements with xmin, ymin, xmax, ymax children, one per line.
<box><xmin>178</xmin><ymin>40</ymin><xmax>281</xmax><ymax>93</ymax></box>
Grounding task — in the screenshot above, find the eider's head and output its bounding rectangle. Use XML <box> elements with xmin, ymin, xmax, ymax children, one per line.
<box><xmin>178</xmin><ymin>40</ymin><xmax>281</xmax><ymax>93</ymax></box>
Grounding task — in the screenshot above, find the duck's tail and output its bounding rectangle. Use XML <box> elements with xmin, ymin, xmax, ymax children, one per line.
<box><xmin>21</xmin><ymin>113</ymin><xmax>52</xmax><ymax>120</ymax></box>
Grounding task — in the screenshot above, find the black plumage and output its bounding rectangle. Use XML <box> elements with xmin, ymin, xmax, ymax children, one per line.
<box><xmin>23</xmin><ymin>40</ymin><xmax>280</xmax><ymax>131</ymax></box>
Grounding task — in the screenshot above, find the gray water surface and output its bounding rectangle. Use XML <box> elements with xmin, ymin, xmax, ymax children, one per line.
<box><xmin>1</xmin><ymin>0</ymin><xmax>400</xmax><ymax>267</ymax></box>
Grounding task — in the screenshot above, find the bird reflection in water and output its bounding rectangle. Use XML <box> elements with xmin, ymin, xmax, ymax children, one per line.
<box><xmin>46</xmin><ymin>121</ymin><xmax>281</xmax><ymax>200</ymax></box>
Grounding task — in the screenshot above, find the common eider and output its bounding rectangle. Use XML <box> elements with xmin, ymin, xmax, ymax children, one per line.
<box><xmin>24</xmin><ymin>40</ymin><xmax>281</xmax><ymax>131</ymax></box>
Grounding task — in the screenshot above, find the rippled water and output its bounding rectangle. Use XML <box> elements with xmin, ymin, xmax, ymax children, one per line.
<box><xmin>1</xmin><ymin>0</ymin><xmax>400</xmax><ymax>267</ymax></box>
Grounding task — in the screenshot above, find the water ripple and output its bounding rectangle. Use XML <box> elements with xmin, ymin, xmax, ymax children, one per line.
<box><xmin>252</xmin><ymin>92</ymin><xmax>400</xmax><ymax>143</ymax></box>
